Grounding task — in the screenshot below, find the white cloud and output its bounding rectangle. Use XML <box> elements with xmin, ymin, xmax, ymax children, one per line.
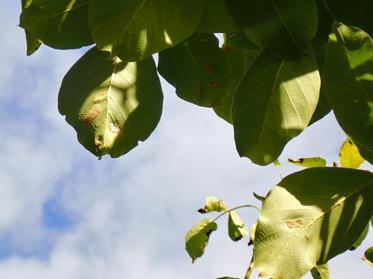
<box><xmin>0</xmin><ymin>2</ymin><xmax>371</xmax><ymax>279</ymax></box>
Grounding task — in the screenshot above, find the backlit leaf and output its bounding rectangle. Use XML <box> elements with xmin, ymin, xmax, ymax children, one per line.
<box><xmin>89</xmin><ymin>0</ymin><xmax>207</xmax><ymax>61</ymax></box>
<box><xmin>20</xmin><ymin>0</ymin><xmax>93</xmax><ymax>49</ymax></box>
<box><xmin>339</xmin><ymin>138</ymin><xmax>365</xmax><ymax>169</ymax></box>
<box><xmin>185</xmin><ymin>219</ymin><xmax>218</xmax><ymax>262</ymax></box>
<box><xmin>158</xmin><ymin>33</ymin><xmax>231</xmax><ymax>107</ymax></box>
<box><xmin>288</xmin><ymin>157</ymin><xmax>327</xmax><ymax>168</ymax></box>
<box><xmin>311</xmin><ymin>263</ymin><xmax>330</xmax><ymax>279</ymax></box>
<box><xmin>58</xmin><ymin>47</ymin><xmax>163</xmax><ymax>158</ymax></box>
<box><xmin>233</xmin><ymin>49</ymin><xmax>320</xmax><ymax>165</ymax></box>
<box><xmin>228</xmin><ymin>211</ymin><xmax>249</xmax><ymax>241</ymax></box>
<box><xmin>197</xmin><ymin>0</ymin><xmax>239</xmax><ymax>33</ymax></box>
<box><xmin>323</xmin><ymin>23</ymin><xmax>373</xmax><ymax>163</ymax></box>
<box><xmin>198</xmin><ymin>196</ymin><xmax>227</xmax><ymax>214</ymax></box>
<box><xmin>350</xmin><ymin>223</ymin><xmax>369</xmax><ymax>250</ymax></box>
<box><xmin>242</xmin><ymin>0</ymin><xmax>318</xmax><ymax>58</ymax></box>
<box><xmin>254</xmin><ymin>167</ymin><xmax>373</xmax><ymax>279</ymax></box>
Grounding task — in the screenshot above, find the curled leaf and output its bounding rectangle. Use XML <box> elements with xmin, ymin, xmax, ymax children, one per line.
<box><xmin>198</xmin><ymin>196</ymin><xmax>227</xmax><ymax>213</ymax></box>
<box><xmin>185</xmin><ymin>219</ymin><xmax>218</xmax><ymax>262</ymax></box>
<box><xmin>228</xmin><ymin>211</ymin><xmax>249</xmax><ymax>241</ymax></box>
<box><xmin>288</xmin><ymin>157</ymin><xmax>327</xmax><ymax>168</ymax></box>
<box><xmin>311</xmin><ymin>263</ymin><xmax>330</xmax><ymax>279</ymax></box>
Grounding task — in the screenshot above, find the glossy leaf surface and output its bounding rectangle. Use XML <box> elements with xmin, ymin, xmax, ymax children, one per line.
<box><xmin>58</xmin><ymin>47</ymin><xmax>163</xmax><ymax>158</ymax></box>
<box><xmin>254</xmin><ymin>167</ymin><xmax>373</xmax><ymax>279</ymax></box>
<box><xmin>233</xmin><ymin>50</ymin><xmax>320</xmax><ymax>165</ymax></box>
<box><xmin>158</xmin><ymin>33</ymin><xmax>231</xmax><ymax>107</ymax></box>
<box><xmin>185</xmin><ymin>219</ymin><xmax>217</xmax><ymax>262</ymax></box>
<box><xmin>323</xmin><ymin>24</ymin><xmax>373</xmax><ymax>163</ymax></box>
<box><xmin>20</xmin><ymin>0</ymin><xmax>93</xmax><ymax>49</ymax></box>
<box><xmin>89</xmin><ymin>0</ymin><xmax>207</xmax><ymax>61</ymax></box>
<box><xmin>363</xmin><ymin>247</ymin><xmax>373</xmax><ymax>265</ymax></box>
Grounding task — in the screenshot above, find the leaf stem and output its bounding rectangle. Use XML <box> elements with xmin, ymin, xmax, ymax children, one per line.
<box><xmin>212</xmin><ymin>204</ymin><xmax>260</xmax><ymax>223</ymax></box>
<box><xmin>243</xmin><ymin>255</ymin><xmax>255</xmax><ymax>279</ymax></box>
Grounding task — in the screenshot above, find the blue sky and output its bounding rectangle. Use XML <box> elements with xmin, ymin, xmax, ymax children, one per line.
<box><xmin>0</xmin><ymin>1</ymin><xmax>372</xmax><ymax>278</ymax></box>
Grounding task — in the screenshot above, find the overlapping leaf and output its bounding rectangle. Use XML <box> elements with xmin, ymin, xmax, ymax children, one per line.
<box><xmin>311</xmin><ymin>263</ymin><xmax>330</xmax><ymax>279</ymax></box>
<box><xmin>253</xmin><ymin>167</ymin><xmax>373</xmax><ymax>279</ymax></box>
<box><xmin>158</xmin><ymin>33</ymin><xmax>231</xmax><ymax>107</ymax></box>
<box><xmin>323</xmin><ymin>23</ymin><xmax>373</xmax><ymax>164</ymax></box>
<box><xmin>198</xmin><ymin>196</ymin><xmax>227</xmax><ymax>213</ymax></box>
<box><xmin>323</xmin><ymin>0</ymin><xmax>373</xmax><ymax>36</ymax></box>
<box><xmin>240</xmin><ymin>0</ymin><xmax>318</xmax><ymax>57</ymax></box>
<box><xmin>196</xmin><ymin>0</ymin><xmax>239</xmax><ymax>33</ymax></box>
<box><xmin>89</xmin><ymin>0</ymin><xmax>207</xmax><ymax>61</ymax></box>
<box><xmin>339</xmin><ymin>138</ymin><xmax>365</xmax><ymax>169</ymax></box>
<box><xmin>228</xmin><ymin>211</ymin><xmax>249</xmax><ymax>241</ymax></box>
<box><xmin>233</xmin><ymin>49</ymin><xmax>320</xmax><ymax>165</ymax></box>
<box><xmin>20</xmin><ymin>0</ymin><xmax>93</xmax><ymax>50</ymax></box>
<box><xmin>58</xmin><ymin>47</ymin><xmax>163</xmax><ymax>158</ymax></box>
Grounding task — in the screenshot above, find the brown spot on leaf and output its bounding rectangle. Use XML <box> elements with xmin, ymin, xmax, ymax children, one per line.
<box><xmin>223</xmin><ymin>45</ymin><xmax>232</xmax><ymax>53</ymax></box>
<box><xmin>204</xmin><ymin>64</ymin><xmax>216</xmax><ymax>74</ymax></box>
<box><xmin>286</xmin><ymin>219</ymin><xmax>304</xmax><ymax>228</ymax></box>
<box><xmin>208</xmin><ymin>81</ymin><xmax>218</xmax><ymax>88</ymax></box>
<box><xmin>84</xmin><ymin>105</ymin><xmax>102</xmax><ymax>124</ymax></box>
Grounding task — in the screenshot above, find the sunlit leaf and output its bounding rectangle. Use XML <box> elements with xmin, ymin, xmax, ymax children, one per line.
<box><xmin>228</xmin><ymin>211</ymin><xmax>249</xmax><ymax>241</ymax></box>
<box><xmin>20</xmin><ymin>0</ymin><xmax>93</xmax><ymax>49</ymax></box>
<box><xmin>311</xmin><ymin>263</ymin><xmax>330</xmax><ymax>279</ymax></box>
<box><xmin>254</xmin><ymin>167</ymin><xmax>373</xmax><ymax>279</ymax></box>
<box><xmin>323</xmin><ymin>23</ymin><xmax>373</xmax><ymax>163</ymax></box>
<box><xmin>363</xmin><ymin>247</ymin><xmax>373</xmax><ymax>265</ymax></box>
<box><xmin>158</xmin><ymin>33</ymin><xmax>231</xmax><ymax>107</ymax></box>
<box><xmin>185</xmin><ymin>219</ymin><xmax>218</xmax><ymax>262</ymax></box>
<box><xmin>288</xmin><ymin>157</ymin><xmax>327</xmax><ymax>168</ymax></box>
<box><xmin>339</xmin><ymin>138</ymin><xmax>365</xmax><ymax>168</ymax></box>
<box><xmin>233</xmin><ymin>49</ymin><xmax>320</xmax><ymax>165</ymax></box>
<box><xmin>241</xmin><ymin>0</ymin><xmax>318</xmax><ymax>57</ymax></box>
<box><xmin>198</xmin><ymin>196</ymin><xmax>227</xmax><ymax>214</ymax></box>
<box><xmin>58</xmin><ymin>47</ymin><xmax>163</xmax><ymax>158</ymax></box>
<box><xmin>89</xmin><ymin>0</ymin><xmax>207</xmax><ymax>61</ymax></box>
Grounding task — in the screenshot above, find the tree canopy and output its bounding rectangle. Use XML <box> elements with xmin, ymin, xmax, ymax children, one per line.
<box><xmin>19</xmin><ymin>0</ymin><xmax>373</xmax><ymax>278</ymax></box>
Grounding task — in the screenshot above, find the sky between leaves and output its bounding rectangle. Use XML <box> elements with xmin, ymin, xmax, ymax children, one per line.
<box><xmin>0</xmin><ymin>1</ymin><xmax>372</xmax><ymax>278</ymax></box>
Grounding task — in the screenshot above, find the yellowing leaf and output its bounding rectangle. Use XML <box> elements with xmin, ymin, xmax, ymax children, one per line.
<box><xmin>339</xmin><ymin>138</ymin><xmax>365</xmax><ymax>168</ymax></box>
<box><xmin>288</xmin><ymin>157</ymin><xmax>327</xmax><ymax>168</ymax></box>
<box><xmin>228</xmin><ymin>211</ymin><xmax>249</xmax><ymax>241</ymax></box>
<box><xmin>198</xmin><ymin>196</ymin><xmax>227</xmax><ymax>213</ymax></box>
<box><xmin>185</xmin><ymin>219</ymin><xmax>217</xmax><ymax>262</ymax></box>
<box><xmin>311</xmin><ymin>263</ymin><xmax>329</xmax><ymax>279</ymax></box>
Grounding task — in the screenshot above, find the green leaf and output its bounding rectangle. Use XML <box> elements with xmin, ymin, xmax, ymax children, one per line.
<box><xmin>311</xmin><ymin>263</ymin><xmax>330</xmax><ymax>279</ymax></box>
<box><xmin>253</xmin><ymin>167</ymin><xmax>373</xmax><ymax>279</ymax></box>
<box><xmin>350</xmin><ymin>223</ymin><xmax>369</xmax><ymax>250</ymax></box>
<box><xmin>228</xmin><ymin>211</ymin><xmax>249</xmax><ymax>241</ymax></box>
<box><xmin>363</xmin><ymin>247</ymin><xmax>373</xmax><ymax>265</ymax></box>
<box><xmin>213</xmin><ymin>33</ymin><xmax>260</xmax><ymax>123</ymax></box>
<box><xmin>196</xmin><ymin>0</ymin><xmax>239</xmax><ymax>33</ymax></box>
<box><xmin>158</xmin><ymin>33</ymin><xmax>232</xmax><ymax>107</ymax></box>
<box><xmin>58</xmin><ymin>47</ymin><xmax>163</xmax><ymax>158</ymax></box>
<box><xmin>323</xmin><ymin>23</ymin><xmax>373</xmax><ymax>163</ymax></box>
<box><xmin>24</xmin><ymin>30</ymin><xmax>41</xmax><ymax>56</ymax></box>
<box><xmin>242</xmin><ymin>0</ymin><xmax>318</xmax><ymax>58</ymax></box>
<box><xmin>323</xmin><ymin>0</ymin><xmax>373</xmax><ymax>36</ymax></box>
<box><xmin>20</xmin><ymin>0</ymin><xmax>93</xmax><ymax>49</ymax></box>
<box><xmin>288</xmin><ymin>157</ymin><xmax>327</xmax><ymax>168</ymax></box>
<box><xmin>185</xmin><ymin>219</ymin><xmax>218</xmax><ymax>262</ymax></box>
<box><xmin>89</xmin><ymin>0</ymin><xmax>207</xmax><ymax>61</ymax></box>
<box><xmin>198</xmin><ymin>196</ymin><xmax>227</xmax><ymax>214</ymax></box>
<box><xmin>233</xmin><ymin>49</ymin><xmax>320</xmax><ymax>165</ymax></box>
<box><xmin>339</xmin><ymin>138</ymin><xmax>365</xmax><ymax>169</ymax></box>
<box><xmin>253</xmin><ymin>192</ymin><xmax>265</xmax><ymax>202</ymax></box>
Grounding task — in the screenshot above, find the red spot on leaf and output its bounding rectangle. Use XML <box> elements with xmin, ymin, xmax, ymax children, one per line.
<box><xmin>204</xmin><ymin>64</ymin><xmax>216</xmax><ymax>74</ymax></box>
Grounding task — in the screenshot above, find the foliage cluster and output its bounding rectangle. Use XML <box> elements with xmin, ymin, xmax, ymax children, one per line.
<box><xmin>19</xmin><ymin>0</ymin><xmax>373</xmax><ymax>278</ymax></box>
